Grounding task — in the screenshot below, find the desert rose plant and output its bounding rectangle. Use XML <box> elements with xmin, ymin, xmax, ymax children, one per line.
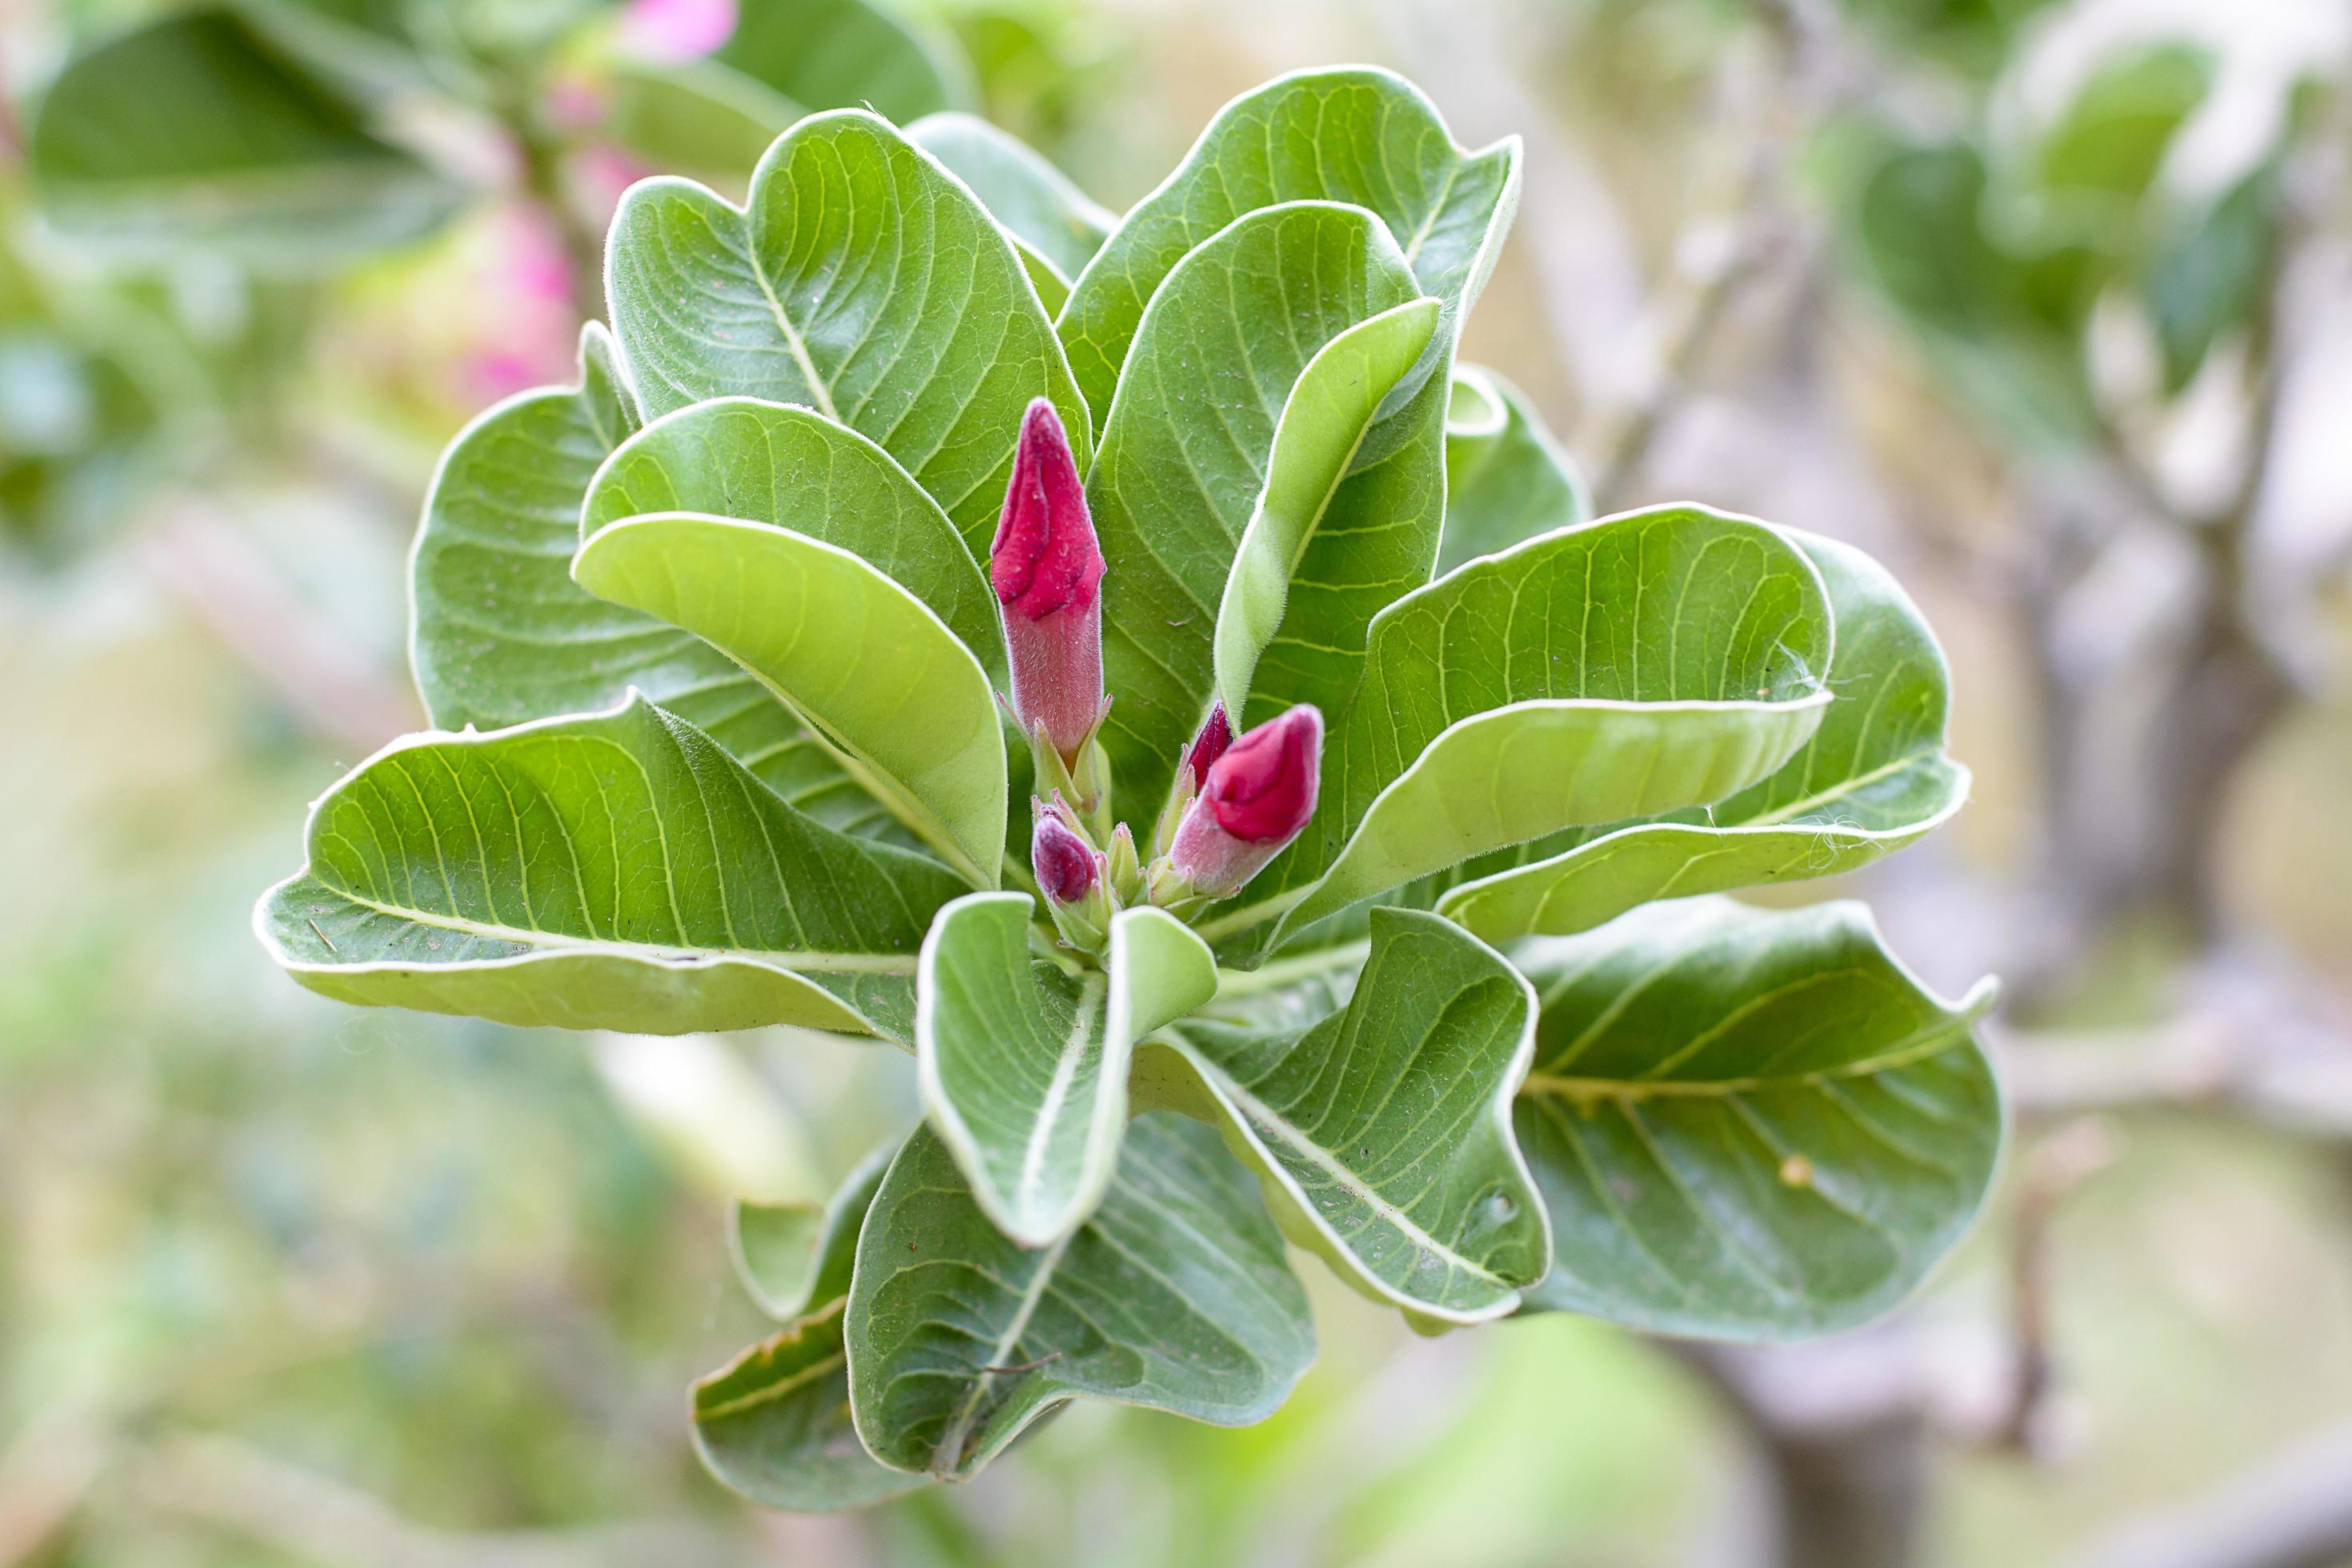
<box><xmin>254</xmin><ymin>66</ymin><xmax>2002</xmax><ymax>1508</ymax></box>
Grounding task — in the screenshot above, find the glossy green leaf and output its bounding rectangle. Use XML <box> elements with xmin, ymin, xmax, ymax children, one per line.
<box><xmin>731</xmin><ymin>1142</ymin><xmax>894</xmax><ymax>1322</ymax></box>
<box><xmin>918</xmin><ymin>895</ymin><xmax>1217</xmax><ymax>1246</ymax></box>
<box><xmin>846</xmin><ymin>1114</ymin><xmax>1314</xmax><ymax>1480</ymax></box>
<box><xmin>581</xmin><ymin>396</ymin><xmax>1003</xmax><ymax>675</ymax></box>
<box><xmin>695</xmin><ymin>1301</ymin><xmax>929</xmax><ymax>1512</ymax></box>
<box><xmin>1138</xmin><ymin>909</ymin><xmax>1546</xmax><ymax>1325</ymax></box>
<box><xmin>1513</xmin><ymin>897</ymin><xmax>2001</xmax><ymax>1339</ymax></box>
<box><xmin>1438</xmin><ymin>366</ymin><xmax>1589</xmax><ymax>574</ymax></box>
<box><xmin>1222</xmin><ymin>506</ymin><xmax>1837</xmax><ymax>952</ymax></box>
<box><xmin>908</xmin><ymin>112</ymin><xmax>1117</xmax><ymax>283</ymax></box>
<box><xmin>1086</xmin><ymin>202</ymin><xmax>1446</xmax><ymax>812</ymax></box>
<box><xmin>29</xmin><ymin>8</ymin><xmax>460</xmax><ymax>265</ymax></box>
<box><xmin>1059</xmin><ymin>66</ymin><xmax>1520</xmax><ymax>422</ymax></box>
<box><xmin>410</xmin><ymin>328</ymin><xmax>899</xmax><ymax>842</ymax></box>
<box><xmin>604</xmin><ymin>110</ymin><xmax>1086</xmax><ymax>555</ymax></box>
<box><xmin>712</xmin><ymin>0</ymin><xmax>969</xmax><ymax>126</ymax></box>
<box><xmin>1438</xmin><ymin>532</ymin><xmax>1968</xmax><ymax>942</ymax></box>
<box><xmin>572</xmin><ymin>514</ymin><xmax>1008</xmax><ymax>885</ymax></box>
<box><xmin>1213</xmin><ymin>297</ymin><xmax>1443</xmax><ymax>725</ymax></box>
<box><xmin>254</xmin><ymin>694</ymin><xmax>965</xmax><ymax>1040</ymax></box>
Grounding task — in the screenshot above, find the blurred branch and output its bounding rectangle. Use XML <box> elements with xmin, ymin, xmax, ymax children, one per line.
<box><xmin>1987</xmin><ymin>1118</ymin><xmax>2119</xmax><ymax>1458</ymax></box>
<box><xmin>2065</xmin><ymin>1417</ymin><xmax>2352</xmax><ymax>1568</ymax></box>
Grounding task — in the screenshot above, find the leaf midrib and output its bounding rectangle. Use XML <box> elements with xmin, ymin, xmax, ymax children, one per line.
<box><xmin>1518</xmin><ymin>1015</ymin><xmax>1976</xmax><ymax>1102</ymax></box>
<box><xmin>1170</xmin><ymin>1031</ymin><xmax>1513</xmax><ymax>1290</ymax></box>
<box><xmin>304</xmin><ymin>882</ymin><xmax>917</xmax><ymax>974</ymax></box>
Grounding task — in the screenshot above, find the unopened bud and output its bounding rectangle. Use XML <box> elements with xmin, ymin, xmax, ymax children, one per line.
<box><xmin>1158</xmin><ymin>706</ymin><xmax>1322</xmax><ymax>900</ymax></box>
<box><xmin>1182</xmin><ymin>702</ymin><xmax>1232</xmax><ymax>789</ymax></box>
<box><xmin>1031</xmin><ymin>795</ymin><xmax>1111</xmax><ymax>951</ymax></box>
<box><xmin>993</xmin><ymin>398</ymin><xmax>1106</xmax><ymax>766</ymax></box>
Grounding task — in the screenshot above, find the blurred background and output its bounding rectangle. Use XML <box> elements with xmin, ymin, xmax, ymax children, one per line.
<box><xmin>3</xmin><ymin>0</ymin><xmax>2350</xmax><ymax>1563</ymax></box>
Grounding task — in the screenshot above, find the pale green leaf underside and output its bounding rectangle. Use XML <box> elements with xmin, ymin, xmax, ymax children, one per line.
<box><xmin>1514</xmin><ymin>897</ymin><xmax>2001</xmax><ymax>1338</ymax></box>
<box><xmin>1058</xmin><ymin>66</ymin><xmax>1520</xmax><ymax>422</ymax></box>
<box><xmin>582</xmin><ymin>395</ymin><xmax>1004</xmax><ymax>676</ymax></box>
<box><xmin>1438</xmin><ymin>366</ymin><xmax>1590</xmax><ymax>575</ymax></box>
<box><xmin>603</xmin><ymin>110</ymin><xmax>1089</xmax><ymax>558</ymax></box>
<box><xmin>573</xmin><ymin>514</ymin><xmax>1008</xmax><ymax>886</ymax></box>
<box><xmin>731</xmin><ymin>1141</ymin><xmax>894</xmax><ymax>1322</ymax></box>
<box><xmin>694</xmin><ymin>1301</ymin><xmax>928</xmax><ymax>1513</ymax></box>
<box><xmin>1438</xmin><ymin>533</ymin><xmax>1969</xmax><ymax>942</ymax></box>
<box><xmin>606</xmin><ymin>58</ymin><xmax>799</xmax><ymax>182</ymax></box>
<box><xmin>1086</xmin><ymin>200</ymin><xmax>1435</xmax><ymax>814</ymax></box>
<box><xmin>1233</xmin><ymin>506</ymin><xmax>1838</xmax><ymax>951</ymax></box>
<box><xmin>918</xmin><ymin>895</ymin><xmax>1218</xmax><ymax>1246</ymax></box>
<box><xmin>847</xmin><ymin>1114</ymin><xmax>1313</xmax><ymax>1480</ymax></box>
<box><xmin>254</xmin><ymin>695</ymin><xmax>965</xmax><ymax>1040</ymax></box>
<box><xmin>410</xmin><ymin>328</ymin><xmax>899</xmax><ymax>842</ymax></box>
<box><xmin>1214</xmin><ymin>296</ymin><xmax>1443</xmax><ymax>725</ymax></box>
<box><xmin>908</xmin><ymin>112</ymin><xmax>1117</xmax><ymax>283</ymax></box>
<box><xmin>30</xmin><ymin>8</ymin><xmax>461</xmax><ymax>265</ymax></box>
<box><xmin>1142</xmin><ymin>908</ymin><xmax>1546</xmax><ymax>1323</ymax></box>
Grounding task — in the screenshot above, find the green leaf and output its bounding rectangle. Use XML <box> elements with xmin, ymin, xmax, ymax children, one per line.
<box><xmin>1138</xmin><ymin>909</ymin><xmax>1546</xmax><ymax>1325</ymax></box>
<box><xmin>572</xmin><ymin>514</ymin><xmax>1009</xmax><ymax>886</ymax></box>
<box><xmin>1513</xmin><ymin>896</ymin><xmax>2001</xmax><ymax>1339</ymax></box>
<box><xmin>695</xmin><ymin>1301</ymin><xmax>930</xmax><ymax>1512</ymax></box>
<box><xmin>712</xmin><ymin>0</ymin><xmax>970</xmax><ymax>126</ymax></box>
<box><xmin>907</xmin><ymin>112</ymin><xmax>1117</xmax><ymax>283</ymax></box>
<box><xmin>1223</xmin><ymin>506</ymin><xmax>1837</xmax><ymax>952</ymax></box>
<box><xmin>1213</xmin><ymin>297</ymin><xmax>1443</xmax><ymax>725</ymax></box>
<box><xmin>846</xmin><ymin>1114</ymin><xmax>1314</xmax><ymax>1480</ymax></box>
<box><xmin>410</xmin><ymin>328</ymin><xmax>899</xmax><ymax>842</ymax></box>
<box><xmin>2034</xmin><ymin>42</ymin><xmax>2210</xmax><ymax>206</ymax></box>
<box><xmin>606</xmin><ymin>58</ymin><xmax>801</xmax><ymax>184</ymax></box>
<box><xmin>253</xmin><ymin>694</ymin><xmax>966</xmax><ymax>1039</ymax></box>
<box><xmin>603</xmin><ymin>110</ymin><xmax>1087</xmax><ymax>556</ymax></box>
<box><xmin>916</xmin><ymin>895</ymin><xmax>1218</xmax><ymax>1246</ymax></box>
<box><xmin>2146</xmin><ymin>161</ymin><xmax>2276</xmax><ymax>395</ymax></box>
<box><xmin>1059</xmin><ymin>66</ymin><xmax>1520</xmax><ymax>423</ymax></box>
<box><xmin>731</xmin><ymin>1142</ymin><xmax>894</xmax><ymax>1322</ymax></box>
<box><xmin>1438</xmin><ymin>366</ymin><xmax>1589</xmax><ymax>574</ymax></box>
<box><xmin>1086</xmin><ymin>201</ymin><xmax>1446</xmax><ymax>813</ymax></box>
<box><xmin>29</xmin><ymin>8</ymin><xmax>460</xmax><ymax>266</ymax></box>
<box><xmin>1437</xmin><ymin>532</ymin><xmax>1967</xmax><ymax>942</ymax></box>
<box><xmin>581</xmin><ymin>396</ymin><xmax>1003</xmax><ymax>675</ymax></box>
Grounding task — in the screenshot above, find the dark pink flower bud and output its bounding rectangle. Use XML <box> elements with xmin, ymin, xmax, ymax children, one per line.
<box><xmin>1206</xmin><ymin>705</ymin><xmax>1322</xmax><ymax>842</ymax></box>
<box><xmin>1032</xmin><ymin>810</ymin><xmax>1098</xmax><ymax>905</ymax></box>
<box><xmin>1162</xmin><ymin>706</ymin><xmax>1322</xmax><ymax>898</ymax></box>
<box><xmin>1182</xmin><ymin>702</ymin><xmax>1232</xmax><ymax>790</ymax></box>
<box><xmin>992</xmin><ymin>400</ymin><xmax>1106</xmax><ymax>764</ymax></box>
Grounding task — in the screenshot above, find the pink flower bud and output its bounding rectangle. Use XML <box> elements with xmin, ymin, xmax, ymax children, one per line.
<box><xmin>1165</xmin><ymin>706</ymin><xmax>1322</xmax><ymax>897</ymax></box>
<box><xmin>992</xmin><ymin>399</ymin><xmax>1106</xmax><ymax>764</ymax></box>
<box><xmin>1032</xmin><ymin>811</ymin><xmax>1098</xmax><ymax>905</ymax></box>
<box><xmin>1182</xmin><ymin>702</ymin><xmax>1232</xmax><ymax>790</ymax></box>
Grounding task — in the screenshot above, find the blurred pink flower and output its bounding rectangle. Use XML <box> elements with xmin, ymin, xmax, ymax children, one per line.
<box><xmin>620</xmin><ymin>0</ymin><xmax>737</xmax><ymax>62</ymax></box>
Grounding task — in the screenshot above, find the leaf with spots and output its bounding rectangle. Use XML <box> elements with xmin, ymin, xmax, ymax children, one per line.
<box><xmin>1512</xmin><ymin>896</ymin><xmax>2000</xmax><ymax>1339</ymax></box>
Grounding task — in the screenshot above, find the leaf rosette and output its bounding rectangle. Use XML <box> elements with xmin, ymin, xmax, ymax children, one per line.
<box><xmin>254</xmin><ymin>66</ymin><xmax>2002</xmax><ymax>1507</ymax></box>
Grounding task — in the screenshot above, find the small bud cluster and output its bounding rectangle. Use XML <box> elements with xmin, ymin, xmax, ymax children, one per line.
<box><xmin>990</xmin><ymin>405</ymin><xmax>1322</xmax><ymax>946</ymax></box>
